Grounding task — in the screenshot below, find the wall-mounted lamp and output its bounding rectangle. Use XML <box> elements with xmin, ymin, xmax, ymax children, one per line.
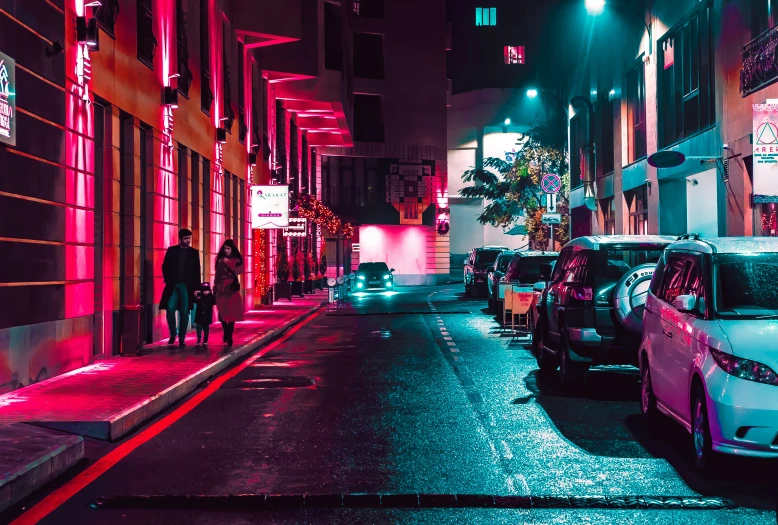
<box><xmin>248</xmin><ymin>152</ymin><xmax>258</xmax><ymax>166</ymax></box>
<box><xmin>168</xmin><ymin>73</ymin><xmax>180</xmax><ymax>81</ymax></box>
<box><xmin>163</xmin><ymin>86</ymin><xmax>179</xmax><ymax>108</ymax></box>
<box><xmin>86</xmin><ymin>18</ymin><xmax>99</xmax><ymax>48</ymax></box>
<box><xmin>216</xmin><ymin>127</ymin><xmax>227</xmax><ymax>143</ymax></box>
<box><xmin>85</xmin><ymin>1</ymin><xmax>102</xmax><ymax>6</ymax></box>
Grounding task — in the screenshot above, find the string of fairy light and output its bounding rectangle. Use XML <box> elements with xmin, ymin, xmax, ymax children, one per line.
<box><xmin>298</xmin><ymin>195</ymin><xmax>354</xmax><ymax>238</ymax></box>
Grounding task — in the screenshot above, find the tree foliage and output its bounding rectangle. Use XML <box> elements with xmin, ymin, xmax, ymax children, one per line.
<box><xmin>459</xmin><ymin>90</ymin><xmax>571</xmax><ymax>249</ymax></box>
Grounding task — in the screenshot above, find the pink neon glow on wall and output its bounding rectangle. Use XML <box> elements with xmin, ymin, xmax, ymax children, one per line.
<box><xmin>65</xmin><ymin>0</ymin><xmax>95</xmax><ymax>319</ymax></box>
<box><xmin>358</xmin><ymin>225</ymin><xmax>428</xmax><ymax>275</ymax></box>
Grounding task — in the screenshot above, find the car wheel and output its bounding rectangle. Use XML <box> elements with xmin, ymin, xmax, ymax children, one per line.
<box><xmin>534</xmin><ymin>320</ymin><xmax>558</xmax><ymax>375</ymax></box>
<box><xmin>559</xmin><ymin>327</ymin><xmax>588</xmax><ymax>391</ymax></box>
<box><xmin>640</xmin><ymin>356</ymin><xmax>659</xmax><ymax>424</ymax></box>
<box><xmin>691</xmin><ymin>382</ymin><xmax>718</xmax><ymax>473</ymax></box>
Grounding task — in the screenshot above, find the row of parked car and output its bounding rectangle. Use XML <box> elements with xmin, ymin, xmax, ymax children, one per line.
<box><xmin>465</xmin><ymin>235</ymin><xmax>778</xmax><ymax>471</ymax></box>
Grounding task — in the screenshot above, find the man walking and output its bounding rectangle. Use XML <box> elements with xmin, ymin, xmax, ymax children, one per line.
<box><xmin>159</xmin><ymin>228</ymin><xmax>201</xmax><ymax>346</ymax></box>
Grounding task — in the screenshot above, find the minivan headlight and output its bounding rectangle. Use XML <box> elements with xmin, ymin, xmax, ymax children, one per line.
<box><xmin>710</xmin><ymin>348</ymin><xmax>778</xmax><ymax>386</ymax></box>
<box><xmin>383</xmin><ymin>274</ymin><xmax>390</xmax><ymax>280</ymax></box>
<box><xmin>358</xmin><ymin>275</ymin><xmax>366</xmax><ymax>280</ymax></box>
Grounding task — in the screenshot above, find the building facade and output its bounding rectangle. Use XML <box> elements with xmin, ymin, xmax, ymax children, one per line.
<box><xmin>0</xmin><ymin>0</ymin><xmax>353</xmax><ymax>391</ymax></box>
<box><xmin>313</xmin><ymin>0</ymin><xmax>450</xmax><ymax>285</ymax></box>
<box><xmin>568</xmin><ymin>0</ymin><xmax>778</xmax><ymax>241</ymax></box>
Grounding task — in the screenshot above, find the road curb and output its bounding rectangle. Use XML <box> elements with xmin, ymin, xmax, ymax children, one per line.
<box><xmin>38</xmin><ymin>301</ymin><xmax>326</xmax><ymax>442</ymax></box>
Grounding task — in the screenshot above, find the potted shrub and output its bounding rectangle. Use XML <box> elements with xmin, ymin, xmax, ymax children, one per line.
<box><xmin>304</xmin><ymin>253</ymin><xmax>314</xmax><ymax>294</ymax></box>
<box><xmin>291</xmin><ymin>250</ymin><xmax>304</xmax><ymax>297</ymax></box>
<box><xmin>273</xmin><ymin>237</ymin><xmax>292</xmax><ymax>301</ymax></box>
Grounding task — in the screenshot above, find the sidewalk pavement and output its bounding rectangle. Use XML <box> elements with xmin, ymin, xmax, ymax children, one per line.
<box><xmin>0</xmin><ymin>290</ymin><xmax>327</xmax><ymax>512</ymax></box>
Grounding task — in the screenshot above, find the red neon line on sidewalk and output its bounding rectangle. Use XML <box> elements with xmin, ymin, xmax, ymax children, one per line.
<box><xmin>11</xmin><ymin>310</ymin><xmax>321</xmax><ymax>525</ymax></box>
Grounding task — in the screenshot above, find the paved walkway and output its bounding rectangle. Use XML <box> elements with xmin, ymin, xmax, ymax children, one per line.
<box><xmin>0</xmin><ymin>291</ymin><xmax>328</xmax><ymax>441</ymax></box>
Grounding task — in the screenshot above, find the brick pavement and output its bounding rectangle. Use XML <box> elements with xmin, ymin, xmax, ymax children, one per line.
<box><xmin>0</xmin><ymin>291</ymin><xmax>327</xmax><ymax>441</ymax></box>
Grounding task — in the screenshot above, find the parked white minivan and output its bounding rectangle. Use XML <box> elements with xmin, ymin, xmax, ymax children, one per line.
<box><xmin>640</xmin><ymin>235</ymin><xmax>778</xmax><ymax>471</ymax></box>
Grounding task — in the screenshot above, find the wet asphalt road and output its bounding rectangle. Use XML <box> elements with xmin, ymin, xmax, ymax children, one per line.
<box><xmin>7</xmin><ymin>286</ymin><xmax>778</xmax><ymax>524</ymax></box>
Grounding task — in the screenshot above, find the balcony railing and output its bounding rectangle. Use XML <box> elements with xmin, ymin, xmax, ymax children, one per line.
<box><xmin>741</xmin><ymin>24</ymin><xmax>778</xmax><ymax>96</ymax></box>
<box><xmin>137</xmin><ymin>1</ymin><xmax>157</xmax><ymax>69</ymax></box>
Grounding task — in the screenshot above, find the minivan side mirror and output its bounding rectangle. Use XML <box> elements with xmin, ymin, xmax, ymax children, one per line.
<box><xmin>533</xmin><ymin>282</ymin><xmax>545</xmax><ymax>292</ymax></box>
<box><xmin>539</xmin><ymin>262</ymin><xmax>553</xmax><ymax>281</ymax></box>
<box><xmin>390</xmin><ymin>268</ymin><xmax>395</xmax><ymax>272</ymax></box>
<box><xmin>674</xmin><ymin>294</ymin><xmax>697</xmax><ymax>313</ymax></box>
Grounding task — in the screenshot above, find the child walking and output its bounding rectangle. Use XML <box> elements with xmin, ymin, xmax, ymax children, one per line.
<box><xmin>193</xmin><ymin>282</ymin><xmax>215</xmax><ymax>345</ymax></box>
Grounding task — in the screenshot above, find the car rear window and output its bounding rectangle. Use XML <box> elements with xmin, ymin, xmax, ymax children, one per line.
<box><xmin>597</xmin><ymin>248</ymin><xmax>664</xmax><ymax>282</ymax></box>
<box><xmin>475</xmin><ymin>250</ymin><xmax>500</xmax><ymax>265</ymax></box>
<box><xmin>498</xmin><ymin>255</ymin><xmax>512</xmax><ymax>272</ymax></box>
<box><xmin>505</xmin><ymin>255</ymin><xmax>558</xmax><ymax>283</ymax></box>
<box><xmin>358</xmin><ymin>262</ymin><xmax>389</xmax><ymax>272</ymax></box>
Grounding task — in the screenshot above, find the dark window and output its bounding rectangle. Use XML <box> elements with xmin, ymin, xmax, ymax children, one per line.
<box><xmin>354</xmin><ymin>94</ymin><xmax>385</xmax><ymax>142</ymax></box>
<box><xmin>237</xmin><ymin>41</ymin><xmax>246</xmax><ymax>144</ymax></box>
<box><xmin>200</xmin><ymin>0</ymin><xmax>213</xmax><ymax>113</ymax></box>
<box><xmin>561</xmin><ymin>250</ymin><xmax>593</xmax><ymax>285</ymax></box>
<box><xmin>503</xmin><ymin>46</ymin><xmax>524</xmax><ymax>64</ymax></box>
<box><xmin>658</xmin><ymin>254</ymin><xmax>690</xmax><ymax>304</ymax></box>
<box><xmin>599</xmin><ymin>247</ymin><xmax>664</xmax><ymax>283</ymax></box>
<box><xmin>625</xmin><ymin>186</ymin><xmax>648</xmax><ymax>235</ymax></box>
<box><xmin>353</xmin><ymin>33</ymin><xmax>384</xmax><ymax>79</ymax></box>
<box><xmin>599</xmin><ymin>90</ymin><xmax>614</xmax><ymax>175</ymax></box>
<box><xmin>475</xmin><ymin>250</ymin><xmax>501</xmax><ymax>265</ymax></box>
<box><xmin>324</xmin><ymin>3</ymin><xmax>343</xmax><ymax>71</ymax></box>
<box><xmin>176</xmin><ymin>0</ymin><xmax>192</xmax><ymax>98</ymax></box>
<box><xmin>222</xmin><ymin>23</ymin><xmax>235</xmax><ymax>133</ymax></box>
<box><xmin>714</xmin><ymin>252</ymin><xmax>778</xmax><ymax>317</ymax></box>
<box><xmin>649</xmin><ymin>252</ymin><xmax>666</xmax><ymax>297</ymax></box>
<box><xmin>658</xmin><ymin>3</ymin><xmax>714</xmax><ymax>148</ymax></box>
<box><xmin>137</xmin><ymin>0</ymin><xmax>157</xmax><ymax>69</ymax></box>
<box><xmin>626</xmin><ymin>63</ymin><xmax>646</xmax><ymax>162</ymax></box>
<box><xmin>358</xmin><ymin>262</ymin><xmax>389</xmax><ymax>272</ymax></box>
<box><xmin>551</xmin><ymin>250</ymin><xmax>571</xmax><ymax>282</ymax></box>
<box><xmin>569</xmin><ymin>114</ymin><xmax>583</xmax><ymax>188</ymax></box>
<box><xmin>353</xmin><ymin>0</ymin><xmax>384</xmax><ymax>18</ymax></box>
<box><xmin>600</xmin><ymin>197</ymin><xmax>615</xmax><ymax>234</ymax></box>
<box><xmin>752</xmin><ymin>0</ymin><xmax>778</xmax><ymax>37</ymax></box>
<box><xmin>504</xmin><ymin>255</ymin><xmax>558</xmax><ymax>283</ymax></box>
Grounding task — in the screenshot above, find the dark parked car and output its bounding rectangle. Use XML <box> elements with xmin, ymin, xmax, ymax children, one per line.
<box><xmin>356</xmin><ymin>262</ymin><xmax>394</xmax><ymax>291</ymax></box>
<box><xmin>464</xmin><ymin>246</ymin><xmax>508</xmax><ymax>296</ymax></box>
<box><xmin>487</xmin><ymin>251</ymin><xmax>516</xmax><ymax>310</ymax></box>
<box><xmin>494</xmin><ymin>251</ymin><xmax>559</xmax><ymax>317</ymax></box>
<box><xmin>532</xmin><ymin>235</ymin><xmax>676</xmax><ymax>390</ymax></box>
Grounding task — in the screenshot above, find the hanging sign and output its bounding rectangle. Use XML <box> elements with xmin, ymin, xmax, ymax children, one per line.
<box><xmin>0</xmin><ymin>52</ymin><xmax>16</xmax><ymax>146</ymax></box>
<box><xmin>250</xmin><ymin>185</ymin><xmax>289</xmax><ymax>229</ymax></box>
<box><xmin>283</xmin><ymin>217</ymin><xmax>307</xmax><ymax>237</ymax></box>
<box><xmin>753</xmin><ymin>104</ymin><xmax>778</xmax><ymax>200</ymax></box>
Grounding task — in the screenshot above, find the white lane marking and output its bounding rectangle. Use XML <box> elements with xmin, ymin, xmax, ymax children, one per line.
<box><xmin>450</xmin><ymin>348</ymin><xmax>459</xmax><ymax>353</ymax></box>
<box><xmin>447</xmin><ymin>342</ymin><xmax>456</xmax><ymax>346</ymax></box>
<box><xmin>444</xmin><ymin>336</ymin><xmax>453</xmax><ymax>341</ymax></box>
<box><xmin>499</xmin><ymin>440</ymin><xmax>513</xmax><ymax>460</ymax></box>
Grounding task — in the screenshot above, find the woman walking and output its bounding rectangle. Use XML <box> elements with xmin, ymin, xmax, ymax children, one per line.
<box><xmin>214</xmin><ymin>239</ymin><xmax>244</xmax><ymax>347</ymax></box>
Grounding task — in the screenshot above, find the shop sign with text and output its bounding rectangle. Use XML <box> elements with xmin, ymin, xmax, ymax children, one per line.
<box><xmin>753</xmin><ymin>104</ymin><xmax>778</xmax><ymax>200</ymax></box>
<box><xmin>250</xmin><ymin>185</ymin><xmax>289</xmax><ymax>229</ymax></box>
<box><xmin>0</xmin><ymin>52</ymin><xmax>16</xmax><ymax>147</ymax></box>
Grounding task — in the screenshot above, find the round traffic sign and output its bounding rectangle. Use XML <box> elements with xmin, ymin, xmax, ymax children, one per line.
<box><xmin>349</xmin><ymin>272</ymin><xmax>356</xmax><ymax>280</ymax></box>
<box><xmin>541</xmin><ymin>173</ymin><xmax>561</xmax><ymax>194</ymax></box>
<box><xmin>327</xmin><ymin>277</ymin><xmax>336</xmax><ymax>287</ymax></box>
<box><xmin>336</xmin><ymin>276</ymin><xmax>345</xmax><ymax>285</ymax></box>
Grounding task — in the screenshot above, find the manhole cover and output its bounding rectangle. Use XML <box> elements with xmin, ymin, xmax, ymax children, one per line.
<box><xmin>228</xmin><ymin>376</ymin><xmax>315</xmax><ymax>389</ymax></box>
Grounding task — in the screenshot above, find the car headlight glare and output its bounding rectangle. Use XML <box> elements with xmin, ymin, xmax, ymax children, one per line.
<box><xmin>357</xmin><ymin>282</ymin><xmax>364</xmax><ymax>288</ymax></box>
<box><xmin>383</xmin><ymin>274</ymin><xmax>390</xmax><ymax>280</ymax></box>
<box><xmin>357</xmin><ymin>275</ymin><xmax>366</xmax><ymax>280</ymax></box>
<box><xmin>710</xmin><ymin>348</ymin><xmax>778</xmax><ymax>386</ymax></box>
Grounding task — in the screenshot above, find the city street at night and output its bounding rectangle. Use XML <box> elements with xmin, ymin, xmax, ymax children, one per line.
<box><xmin>6</xmin><ymin>287</ymin><xmax>775</xmax><ymax>524</ymax></box>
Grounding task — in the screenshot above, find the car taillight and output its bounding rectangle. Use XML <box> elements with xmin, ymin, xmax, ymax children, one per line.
<box><xmin>567</xmin><ymin>286</ymin><xmax>593</xmax><ymax>305</ymax></box>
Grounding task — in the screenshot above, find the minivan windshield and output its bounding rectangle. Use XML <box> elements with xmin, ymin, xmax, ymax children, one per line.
<box><xmin>475</xmin><ymin>250</ymin><xmax>501</xmax><ymax>265</ymax></box>
<box><xmin>505</xmin><ymin>255</ymin><xmax>558</xmax><ymax>283</ymax></box>
<box><xmin>497</xmin><ymin>254</ymin><xmax>513</xmax><ymax>272</ymax></box>
<box><xmin>358</xmin><ymin>262</ymin><xmax>389</xmax><ymax>272</ymax></box>
<box><xmin>714</xmin><ymin>253</ymin><xmax>778</xmax><ymax>318</ymax></box>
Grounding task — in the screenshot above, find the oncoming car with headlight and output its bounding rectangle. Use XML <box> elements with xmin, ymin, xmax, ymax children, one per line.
<box><xmin>640</xmin><ymin>235</ymin><xmax>778</xmax><ymax>471</ymax></box>
<box><xmin>355</xmin><ymin>262</ymin><xmax>394</xmax><ymax>291</ymax></box>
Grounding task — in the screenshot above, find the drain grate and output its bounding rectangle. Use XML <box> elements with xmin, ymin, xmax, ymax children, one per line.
<box><xmin>226</xmin><ymin>376</ymin><xmax>315</xmax><ymax>389</ymax></box>
<box><xmin>90</xmin><ymin>494</ymin><xmax>737</xmax><ymax>511</ymax></box>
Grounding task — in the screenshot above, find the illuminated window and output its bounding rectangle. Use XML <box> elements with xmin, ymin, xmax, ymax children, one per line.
<box><xmin>475</xmin><ymin>7</ymin><xmax>496</xmax><ymax>26</ymax></box>
<box><xmin>504</xmin><ymin>46</ymin><xmax>524</xmax><ymax>64</ymax></box>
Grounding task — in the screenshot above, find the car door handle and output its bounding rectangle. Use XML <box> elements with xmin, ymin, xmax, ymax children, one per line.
<box><xmin>662</xmin><ymin>328</ymin><xmax>673</xmax><ymax>340</ymax></box>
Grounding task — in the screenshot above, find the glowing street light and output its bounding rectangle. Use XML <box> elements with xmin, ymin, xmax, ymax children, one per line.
<box><xmin>504</xmin><ymin>118</ymin><xmax>511</xmax><ymax>125</ymax></box>
<box><xmin>585</xmin><ymin>0</ymin><xmax>605</xmax><ymax>15</ymax></box>
<box><xmin>526</xmin><ymin>89</ymin><xmax>538</xmax><ymax>98</ymax></box>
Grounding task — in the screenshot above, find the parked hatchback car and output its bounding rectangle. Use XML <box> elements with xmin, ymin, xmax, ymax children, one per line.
<box><xmin>495</xmin><ymin>251</ymin><xmax>559</xmax><ymax>318</ymax></box>
<box><xmin>356</xmin><ymin>262</ymin><xmax>394</xmax><ymax>290</ymax></box>
<box><xmin>464</xmin><ymin>246</ymin><xmax>507</xmax><ymax>296</ymax></box>
<box><xmin>532</xmin><ymin>235</ymin><xmax>676</xmax><ymax>390</ymax></box>
<box><xmin>640</xmin><ymin>236</ymin><xmax>778</xmax><ymax>471</ymax></box>
<box><xmin>487</xmin><ymin>251</ymin><xmax>516</xmax><ymax>311</ymax></box>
